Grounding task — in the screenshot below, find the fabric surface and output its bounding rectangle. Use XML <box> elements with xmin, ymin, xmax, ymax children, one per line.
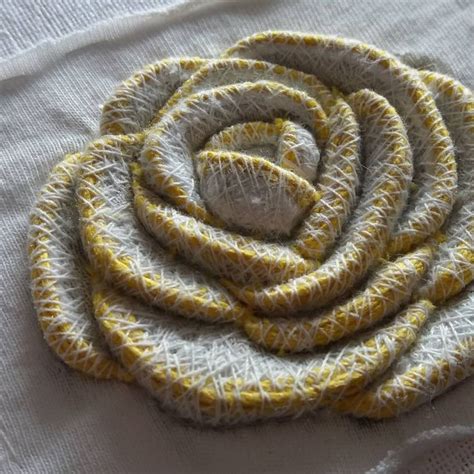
<box><xmin>0</xmin><ymin>0</ymin><xmax>177</xmax><ymax>59</ymax></box>
<box><xmin>1</xmin><ymin>0</ymin><xmax>473</xmax><ymax>472</ymax></box>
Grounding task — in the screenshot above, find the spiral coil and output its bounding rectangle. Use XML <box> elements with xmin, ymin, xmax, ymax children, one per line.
<box><xmin>29</xmin><ymin>31</ymin><xmax>473</xmax><ymax>425</ymax></box>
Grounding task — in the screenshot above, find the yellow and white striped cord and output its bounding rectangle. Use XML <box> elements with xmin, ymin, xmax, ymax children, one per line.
<box><xmin>28</xmin><ymin>31</ymin><xmax>473</xmax><ymax>425</ymax></box>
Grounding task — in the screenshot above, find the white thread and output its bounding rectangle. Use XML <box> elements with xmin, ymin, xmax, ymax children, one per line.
<box><xmin>28</xmin><ymin>31</ymin><xmax>474</xmax><ymax>425</ymax></box>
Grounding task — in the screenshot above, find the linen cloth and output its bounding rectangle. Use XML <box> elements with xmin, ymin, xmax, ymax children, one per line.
<box><xmin>0</xmin><ymin>0</ymin><xmax>473</xmax><ymax>472</ymax></box>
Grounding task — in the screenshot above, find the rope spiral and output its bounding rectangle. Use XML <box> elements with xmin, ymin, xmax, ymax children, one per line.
<box><xmin>28</xmin><ymin>31</ymin><xmax>473</xmax><ymax>425</ymax></box>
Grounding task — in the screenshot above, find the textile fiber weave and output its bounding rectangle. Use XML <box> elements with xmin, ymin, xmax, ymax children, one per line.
<box><xmin>28</xmin><ymin>31</ymin><xmax>473</xmax><ymax>425</ymax></box>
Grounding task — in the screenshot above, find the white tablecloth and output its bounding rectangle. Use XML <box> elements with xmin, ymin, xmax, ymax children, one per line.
<box><xmin>1</xmin><ymin>1</ymin><xmax>473</xmax><ymax>472</ymax></box>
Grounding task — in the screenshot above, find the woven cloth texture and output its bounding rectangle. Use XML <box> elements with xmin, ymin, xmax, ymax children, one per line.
<box><xmin>1</xmin><ymin>0</ymin><xmax>473</xmax><ymax>472</ymax></box>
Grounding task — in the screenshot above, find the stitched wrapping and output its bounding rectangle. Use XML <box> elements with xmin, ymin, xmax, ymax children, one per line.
<box><xmin>28</xmin><ymin>31</ymin><xmax>473</xmax><ymax>425</ymax></box>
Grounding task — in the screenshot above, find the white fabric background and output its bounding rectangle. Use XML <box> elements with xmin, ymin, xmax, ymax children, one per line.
<box><xmin>0</xmin><ymin>0</ymin><xmax>178</xmax><ymax>59</ymax></box>
<box><xmin>0</xmin><ymin>1</ymin><xmax>473</xmax><ymax>472</ymax></box>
